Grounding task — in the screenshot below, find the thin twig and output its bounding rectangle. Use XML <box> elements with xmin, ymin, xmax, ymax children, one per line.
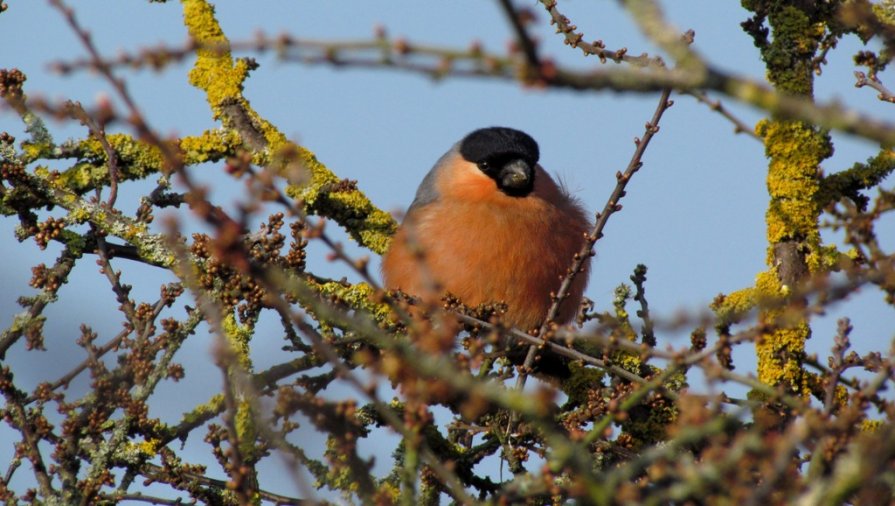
<box><xmin>38</xmin><ymin>30</ymin><xmax>895</xmax><ymax>145</ymax></box>
<box><xmin>454</xmin><ymin>314</ymin><xmax>656</xmax><ymax>389</ymax></box>
<box><xmin>64</xmin><ymin>100</ymin><xmax>120</xmax><ymax>206</ymax></box>
<box><xmin>497</xmin><ymin>0</ymin><xmax>541</xmax><ymax>70</ymax></box>
<box><xmin>854</xmin><ymin>70</ymin><xmax>895</xmax><ymax>103</ymax></box>
<box><xmin>823</xmin><ymin>318</ymin><xmax>853</xmax><ymax>416</ymax></box>
<box><xmin>138</xmin><ymin>462</ymin><xmax>317</xmax><ymax>505</ymax></box>
<box><xmin>0</xmin><ymin>246</ymin><xmax>77</xmax><ymax>359</ymax></box>
<box><xmin>24</xmin><ymin>328</ymin><xmax>130</xmax><ymax>404</ymax></box>
<box><xmin>510</xmin><ymin>87</ymin><xmax>674</xmax><ymax>411</ymax></box>
<box><xmin>48</xmin><ymin>0</ymin><xmax>180</xmax><ymax>171</ymax></box>
<box><xmin>686</xmin><ymin>90</ymin><xmax>760</xmax><ymax>140</ymax></box>
<box><xmin>537</xmin><ymin>0</ymin><xmax>661</xmax><ymax>66</ymax></box>
<box><xmin>631</xmin><ymin>264</ymin><xmax>656</xmax><ymax>347</ymax></box>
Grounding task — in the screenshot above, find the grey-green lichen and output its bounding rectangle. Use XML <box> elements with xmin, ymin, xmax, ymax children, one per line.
<box><xmin>19</xmin><ymin>166</ymin><xmax>177</xmax><ymax>267</ymax></box>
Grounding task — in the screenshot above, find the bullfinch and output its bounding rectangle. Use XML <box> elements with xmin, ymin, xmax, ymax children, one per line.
<box><xmin>382</xmin><ymin>127</ymin><xmax>592</xmax><ymax>343</ymax></box>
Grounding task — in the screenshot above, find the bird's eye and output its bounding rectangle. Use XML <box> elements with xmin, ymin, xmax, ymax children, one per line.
<box><xmin>477</xmin><ymin>161</ymin><xmax>489</xmax><ymax>172</ymax></box>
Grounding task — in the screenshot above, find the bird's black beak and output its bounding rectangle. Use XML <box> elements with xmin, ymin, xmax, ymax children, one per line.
<box><xmin>498</xmin><ymin>159</ymin><xmax>534</xmax><ymax>196</ymax></box>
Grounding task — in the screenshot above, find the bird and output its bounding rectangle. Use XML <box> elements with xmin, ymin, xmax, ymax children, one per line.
<box><xmin>381</xmin><ymin>127</ymin><xmax>592</xmax><ymax>346</ymax></box>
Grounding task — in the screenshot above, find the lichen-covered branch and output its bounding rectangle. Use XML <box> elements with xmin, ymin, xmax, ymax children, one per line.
<box><xmin>180</xmin><ymin>0</ymin><xmax>396</xmax><ymax>254</ymax></box>
<box><xmin>745</xmin><ymin>2</ymin><xmax>832</xmax><ymax>396</ymax></box>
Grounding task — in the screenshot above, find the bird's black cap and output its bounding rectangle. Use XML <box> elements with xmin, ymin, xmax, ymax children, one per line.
<box><xmin>458</xmin><ymin>127</ymin><xmax>539</xmax><ymax>166</ymax></box>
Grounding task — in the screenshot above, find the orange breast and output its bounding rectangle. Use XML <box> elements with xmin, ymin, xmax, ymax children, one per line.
<box><xmin>382</xmin><ymin>162</ymin><xmax>590</xmax><ymax>331</ymax></box>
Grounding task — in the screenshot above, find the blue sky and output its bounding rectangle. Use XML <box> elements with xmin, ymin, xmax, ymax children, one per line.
<box><xmin>1</xmin><ymin>1</ymin><xmax>893</xmax><ymax>502</ymax></box>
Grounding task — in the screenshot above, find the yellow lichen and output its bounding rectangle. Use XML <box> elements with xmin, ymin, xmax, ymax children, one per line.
<box><xmin>873</xmin><ymin>1</ymin><xmax>895</xmax><ymax>26</ymax></box>
<box><xmin>711</xmin><ymin>286</ymin><xmax>756</xmax><ymax>323</ymax></box>
<box><xmin>179</xmin><ymin>129</ymin><xmax>244</xmax><ymax>164</ymax></box>
<box><xmin>180</xmin><ymin>0</ymin><xmax>286</xmax><ymax>154</ymax></box>
<box><xmin>181</xmin><ymin>0</ymin><xmax>244</xmax><ymax>117</ymax></box>
<box><xmin>222</xmin><ymin>312</ymin><xmax>253</xmax><ymax>370</ymax></box>
<box><xmin>751</xmin><ymin>99</ymin><xmax>829</xmax><ymax>395</ymax></box>
<box><xmin>756</xmin><ymin>323</ymin><xmax>811</xmax><ymax>395</ymax></box>
<box><xmin>178</xmin><ymin>393</ymin><xmax>225</xmax><ymax>428</ymax></box>
<box><xmin>611</xmin><ymin>347</ymin><xmax>642</xmax><ymax>375</ymax></box>
<box><xmin>754</xmin><ymin>269</ymin><xmax>784</xmax><ymax>298</ymax></box>
<box><xmin>812</xmin><ymin>244</ymin><xmax>842</xmax><ymax>272</ymax></box>
<box><xmin>50</xmin><ymin>131</ymin><xmax>240</xmax><ymax>194</ymax></box>
<box><xmin>181</xmin><ymin>0</ymin><xmax>397</xmax><ymax>254</ymax></box>
<box><xmin>20</xmin><ymin>142</ymin><xmax>46</xmax><ymax>162</ymax></box>
<box><xmin>123</xmin><ymin>223</ymin><xmax>148</xmax><ymax>241</ymax></box>
<box><xmin>68</xmin><ymin>206</ymin><xmax>94</xmax><ymax>224</ymax></box>
<box><xmin>377</xmin><ymin>482</ymin><xmax>400</xmax><ymax>503</ymax></box>
<box><xmin>138</xmin><ymin>438</ymin><xmax>160</xmax><ymax>456</ymax></box>
<box><xmin>311</xmin><ymin>280</ymin><xmax>394</xmax><ymax>325</ymax></box>
<box><xmin>757</xmin><ymin>118</ymin><xmax>826</xmax><ymax>255</ymax></box>
<box><xmin>235</xmin><ymin>400</ymin><xmax>258</xmax><ymax>462</ymax></box>
<box><xmin>753</xmin><ymin>269</ymin><xmax>811</xmax><ymax>395</ymax></box>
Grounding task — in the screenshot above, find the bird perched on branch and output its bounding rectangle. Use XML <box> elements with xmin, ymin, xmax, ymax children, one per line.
<box><xmin>381</xmin><ymin>127</ymin><xmax>592</xmax><ymax>374</ymax></box>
